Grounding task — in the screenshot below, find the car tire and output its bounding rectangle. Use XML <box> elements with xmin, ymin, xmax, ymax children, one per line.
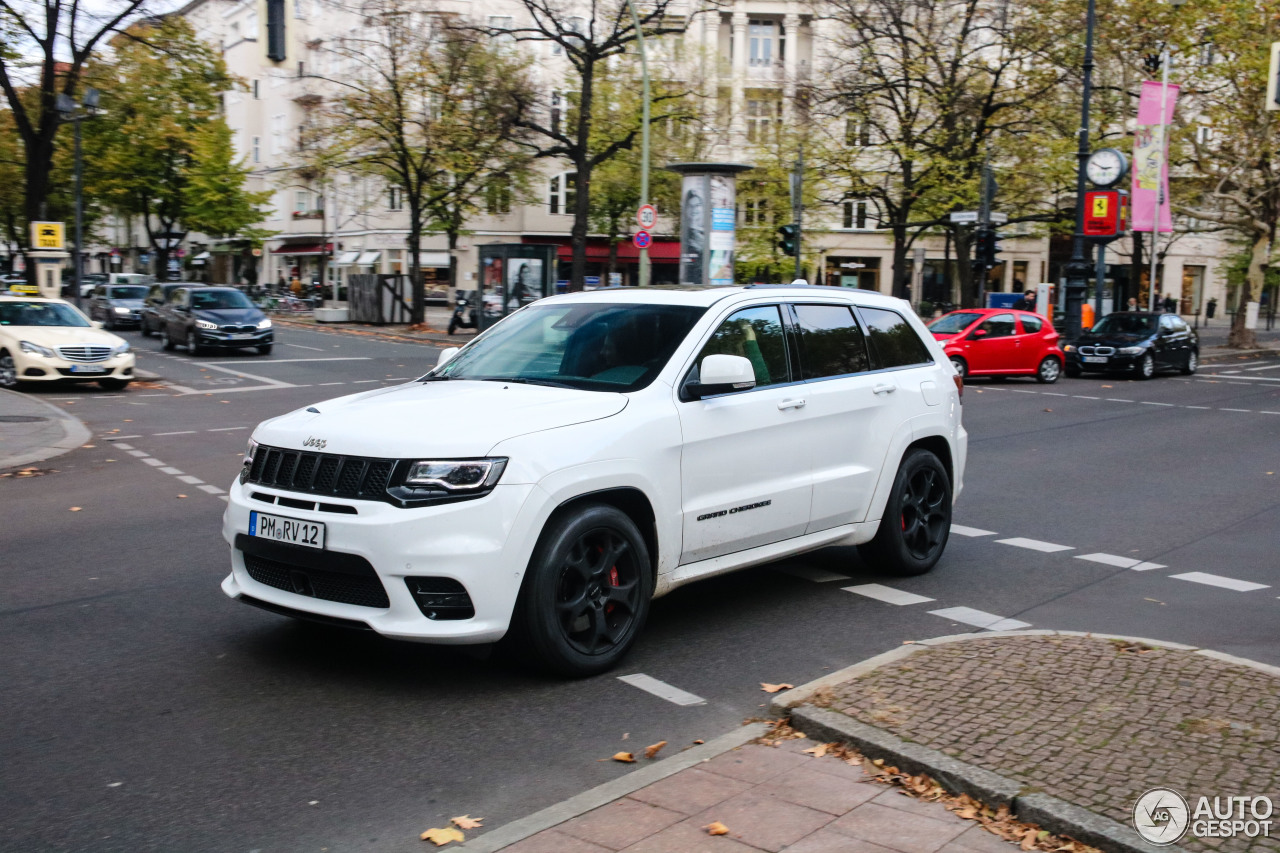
<box><xmin>187</xmin><ymin>329</ymin><xmax>203</xmax><ymax>356</ymax></box>
<box><xmin>447</xmin><ymin>318</ymin><xmax>458</xmax><ymax>335</ymax></box>
<box><xmin>98</xmin><ymin>378</ymin><xmax>130</xmax><ymax>391</ymax></box>
<box><xmin>257</xmin><ymin>345</ymin><xmax>273</xmax><ymax>355</ymax></box>
<box><xmin>139</xmin><ymin>319</ymin><xmax>152</xmax><ymax>337</ymax></box>
<box><xmin>858</xmin><ymin>449</ymin><xmax>952</xmax><ymax>577</ymax></box>
<box><xmin>513</xmin><ymin>503</ymin><xmax>652</xmax><ymax>677</ymax></box>
<box><xmin>0</xmin><ymin>351</ymin><xmax>18</xmax><ymax>389</ymax></box>
<box><xmin>1065</xmin><ymin>364</ymin><xmax>1082</xmax><ymax>378</ymax></box>
<box><xmin>949</xmin><ymin>356</ymin><xmax>967</xmax><ymax>380</ymax></box>
<box><xmin>161</xmin><ymin>327</ymin><xmax>175</xmax><ymax>351</ymax></box>
<box><xmin>1181</xmin><ymin>350</ymin><xmax>1198</xmax><ymax>375</ymax></box>
<box><xmin>104</xmin><ymin>313</ymin><xmax>114</xmax><ymax>331</ymax></box>
<box><xmin>1138</xmin><ymin>353</ymin><xmax>1155</xmax><ymax>380</ymax></box>
<box><xmin>1035</xmin><ymin>356</ymin><xmax>1062</xmax><ymax>384</ymax></box>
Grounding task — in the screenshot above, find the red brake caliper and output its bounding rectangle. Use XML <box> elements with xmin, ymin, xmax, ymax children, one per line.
<box><xmin>607</xmin><ymin>565</ymin><xmax>619</xmax><ymax>613</ymax></box>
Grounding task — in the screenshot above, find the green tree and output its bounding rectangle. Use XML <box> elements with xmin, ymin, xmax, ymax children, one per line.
<box><xmin>89</xmin><ymin>19</ymin><xmax>267</xmax><ymax>278</ymax></box>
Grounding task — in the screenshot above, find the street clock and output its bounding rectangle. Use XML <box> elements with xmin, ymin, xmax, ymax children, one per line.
<box><xmin>1086</xmin><ymin>148</ymin><xmax>1129</xmax><ymax>188</ymax></box>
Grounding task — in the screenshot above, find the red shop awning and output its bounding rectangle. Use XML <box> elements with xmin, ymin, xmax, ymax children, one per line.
<box><xmin>523</xmin><ymin>236</ymin><xmax>681</xmax><ymax>262</ymax></box>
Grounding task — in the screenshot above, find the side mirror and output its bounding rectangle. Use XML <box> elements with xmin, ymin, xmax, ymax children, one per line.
<box><xmin>687</xmin><ymin>354</ymin><xmax>756</xmax><ymax>399</ymax></box>
<box><xmin>435</xmin><ymin>347</ymin><xmax>460</xmax><ymax>369</ymax></box>
<box><xmin>969</xmin><ymin>329</ymin><xmax>989</xmax><ymax>339</ymax></box>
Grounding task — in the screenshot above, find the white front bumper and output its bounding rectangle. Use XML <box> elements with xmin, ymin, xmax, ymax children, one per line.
<box><xmin>14</xmin><ymin>350</ymin><xmax>135</xmax><ymax>382</ymax></box>
<box><xmin>221</xmin><ymin>478</ymin><xmax>540</xmax><ymax>643</ymax></box>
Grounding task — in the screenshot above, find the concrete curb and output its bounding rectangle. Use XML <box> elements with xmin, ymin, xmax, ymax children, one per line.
<box><xmin>457</xmin><ymin>722</ymin><xmax>770</xmax><ymax>852</ymax></box>
<box><xmin>0</xmin><ymin>388</ymin><xmax>91</xmax><ymax>471</ymax></box>
<box><xmin>271</xmin><ymin>316</ymin><xmax>470</xmax><ymax>347</ymax></box>
<box><xmin>765</xmin><ymin>630</ymin><xmax>1280</xmax><ymax>853</ymax></box>
<box><xmin>1199</xmin><ymin>346</ymin><xmax>1280</xmax><ymax>364</ymax></box>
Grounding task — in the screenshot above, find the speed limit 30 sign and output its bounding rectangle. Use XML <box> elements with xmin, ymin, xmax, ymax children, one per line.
<box><xmin>636</xmin><ymin>204</ymin><xmax>657</xmax><ymax>231</ymax></box>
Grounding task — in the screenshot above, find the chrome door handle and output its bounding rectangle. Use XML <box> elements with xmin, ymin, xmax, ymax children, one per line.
<box><xmin>872</xmin><ymin>383</ymin><xmax>897</xmax><ymax>394</ymax></box>
<box><xmin>778</xmin><ymin>398</ymin><xmax>806</xmax><ymax>410</ymax></box>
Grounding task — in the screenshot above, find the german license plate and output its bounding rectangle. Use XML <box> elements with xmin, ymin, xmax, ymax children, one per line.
<box><xmin>249</xmin><ymin>511</ymin><xmax>325</xmax><ymax>549</ymax></box>
<box><xmin>233</xmin><ymin>333</ymin><xmax>255</xmax><ymax>339</ymax></box>
<box><xmin>1082</xmin><ymin>356</ymin><xmax>1108</xmax><ymax>364</ymax></box>
<box><xmin>70</xmin><ymin>364</ymin><xmax>106</xmax><ymax>373</ymax></box>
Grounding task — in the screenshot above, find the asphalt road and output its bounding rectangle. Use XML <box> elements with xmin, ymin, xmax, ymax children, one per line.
<box><xmin>2</xmin><ymin>323</ymin><xmax>1277</xmax><ymax>853</ymax></box>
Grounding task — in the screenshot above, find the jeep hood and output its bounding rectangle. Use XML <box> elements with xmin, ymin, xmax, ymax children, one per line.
<box><xmin>253</xmin><ymin>380</ymin><xmax>628</xmax><ymax>458</ymax></box>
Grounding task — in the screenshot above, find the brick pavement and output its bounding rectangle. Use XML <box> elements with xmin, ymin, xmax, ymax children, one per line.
<box><xmin>820</xmin><ymin>636</ymin><xmax>1280</xmax><ymax>853</ymax></box>
<box><xmin>497</xmin><ymin>739</ymin><xmax>1024</xmax><ymax>853</ymax></box>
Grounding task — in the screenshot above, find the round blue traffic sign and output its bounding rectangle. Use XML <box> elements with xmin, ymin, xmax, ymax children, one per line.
<box><xmin>633</xmin><ymin>230</ymin><xmax>652</xmax><ymax>249</ymax></box>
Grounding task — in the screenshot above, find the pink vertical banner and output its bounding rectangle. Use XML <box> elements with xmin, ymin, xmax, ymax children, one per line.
<box><xmin>1131</xmin><ymin>80</ymin><xmax>1180</xmax><ymax>232</ymax></box>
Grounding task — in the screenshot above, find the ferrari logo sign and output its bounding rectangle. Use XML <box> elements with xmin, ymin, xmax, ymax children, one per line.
<box><xmin>31</xmin><ymin>221</ymin><xmax>65</xmax><ymax>250</ymax></box>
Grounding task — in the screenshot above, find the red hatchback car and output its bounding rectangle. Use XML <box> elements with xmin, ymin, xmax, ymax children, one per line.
<box><xmin>927</xmin><ymin>308</ymin><xmax>1063</xmax><ymax>383</ymax></box>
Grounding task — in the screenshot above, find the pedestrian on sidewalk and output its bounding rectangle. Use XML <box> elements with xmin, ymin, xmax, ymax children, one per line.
<box><xmin>1163</xmin><ymin>293</ymin><xmax>1177</xmax><ymax>313</ymax></box>
<box><xmin>1127</xmin><ymin>297</ymin><xmax>1139</xmax><ymax>312</ymax></box>
<box><xmin>1013</xmin><ymin>290</ymin><xmax>1035</xmax><ymax>310</ymax></box>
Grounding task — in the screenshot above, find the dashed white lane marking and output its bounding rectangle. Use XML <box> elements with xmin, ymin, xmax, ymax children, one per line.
<box><xmin>1244</xmin><ymin>362</ymin><xmax>1280</xmax><ymax>371</ymax></box>
<box><xmin>844</xmin><ymin>584</ymin><xmax>935</xmax><ymax>606</ymax></box>
<box><xmin>1105</xmin><ymin>398</ymin><xmax>1135</xmax><ymax>403</ymax></box>
<box><xmin>1072</xmin><ymin>395</ymin><xmax>1100</xmax><ymax>399</ymax></box>
<box><xmin>1141</xmin><ymin>401</ymin><xmax>1175</xmax><ymax>406</ymax></box>
<box><xmin>212</xmin><ymin>357</ymin><xmax>370</xmax><ymax>365</ymax></box>
<box><xmin>1075</xmin><ymin>553</ymin><xmax>1166</xmax><ymax>571</ymax></box>
<box><xmin>353</xmin><ymin>379</ymin><xmax>378</xmax><ymax>383</ymax></box>
<box><xmin>928</xmin><ymin>606</ymin><xmax>1031</xmax><ymax>632</ymax></box>
<box><xmin>153</xmin><ymin>430</ymin><xmax>196</xmax><ymax>436</ymax></box>
<box><xmin>616</xmin><ymin>674</ymin><xmax>706</xmax><ymax>706</ymax></box>
<box><xmin>104</xmin><ymin>435</ymin><xmax>142</xmax><ymax>441</ymax></box>
<box><xmin>113</xmin><ymin>443</ymin><xmax>134</xmax><ymax>450</ymax></box>
<box><xmin>318</xmin><ymin>382</ymin><xmax>345</xmax><ymax>386</ymax></box>
<box><xmin>1220</xmin><ymin>408</ymin><xmax>1252</xmax><ymax>413</ymax></box>
<box><xmin>125</xmin><ymin>449</ymin><xmax>149</xmax><ymax>457</ymax></box>
<box><xmin>284</xmin><ymin>343</ymin><xmax>325</xmax><ymax>351</ymax></box>
<box><xmin>777</xmin><ymin>566</ymin><xmax>850</xmax><ymax>583</ymax></box>
<box><xmin>177</xmin><ymin>475</ymin><xmax>205</xmax><ymax>485</ymax></box>
<box><xmin>996</xmin><ymin>537</ymin><xmax>1073</xmax><ymax>553</ymax></box>
<box><xmin>951</xmin><ymin>525</ymin><xmax>997</xmax><ymax>537</ymax></box>
<box><xmin>1170</xmin><ymin>572</ymin><xmax>1270</xmax><ymax>592</ymax></box>
<box><xmin>1185</xmin><ymin>405</ymin><xmax>1210</xmax><ymax>409</ymax></box>
<box><xmin>206</xmin><ymin>426</ymin><xmax>247</xmax><ymax>432</ymax></box>
<box><xmin>158</xmin><ymin>467</ymin><xmax>184</xmax><ymax>476</ymax></box>
<box><xmin>1042</xmin><ymin>392</ymin><xmax>1068</xmax><ymax>397</ymax></box>
<box><xmin>198</xmin><ymin>484</ymin><xmax>226</xmax><ymax>495</ymax></box>
<box><xmin>142</xmin><ymin>458</ymin><xmax>164</xmax><ymax>467</ymax></box>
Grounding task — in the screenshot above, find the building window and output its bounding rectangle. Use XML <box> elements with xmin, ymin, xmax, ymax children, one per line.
<box><xmin>488</xmin><ymin>15</ymin><xmax>514</xmax><ymax>44</ymax></box>
<box><xmin>553</xmin><ymin>17</ymin><xmax>585</xmax><ymax>53</ymax></box>
<box><xmin>746</xmin><ymin>98</ymin><xmax>781</xmax><ymax>143</ymax></box>
<box><xmin>266</xmin><ymin>0</ymin><xmax>286</xmax><ymax>61</ymax></box>
<box><xmin>550</xmin><ymin>92</ymin><xmax>563</xmax><ymax>134</ymax></box>
<box><xmin>742</xmin><ymin>197</ymin><xmax>769</xmax><ymax>226</ymax></box>
<box><xmin>270</xmin><ymin>113</ymin><xmax>286</xmax><ymax>154</ymax></box>
<box><xmin>388</xmin><ymin>185</ymin><xmax>403</xmax><ymax>211</ymax></box>
<box><xmin>295</xmin><ymin>190</ymin><xmax>310</xmax><ymax>213</ymax></box>
<box><xmin>748</xmin><ymin>20</ymin><xmax>776</xmax><ymax>67</ymax></box>
<box><xmin>845</xmin><ymin>117</ymin><xmax>872</xmax><ymax>147</ymax></box>
<box><xmin>252</xmin><ymin>136</ymin><xmax>261</xmax><ymax>163</ymax></box>
<box><xmin>842</xmin><ymin>199</ymin><xmax>877</xmax><ymax>230</ymax></box>
<box><xmin>486</xmin><ymin>175</ymin><xmax>512</xmax><ymax>215</ymax></box>
<box><xmin>549</xmin><ymin>172</ymin><xmax>577</xmax><ymax>214</ymax></box>
<box><xmin>252</xmin><ymin>79</ymin><xmax>260</xmax><ymax>99</ymax></box>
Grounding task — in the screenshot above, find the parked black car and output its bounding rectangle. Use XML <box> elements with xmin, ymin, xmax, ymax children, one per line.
<box><xmin>88</xmin><ymin>283</ymin><xmax>149</xmax><ymax>329</ymax></box>
<box><xmin>1064</xmin><ymin>312</ymin><xmax>1198</xmax><ymax>379</ymax></box>
<box><xmin>154</xmin><ymin>286</ymin><xmax>273</xmax><ymax>355</ymax></box>
<box><xmin>138</xmin><ymin>282</ymin><xmax>188</xmax><ymax>336</ymax></box>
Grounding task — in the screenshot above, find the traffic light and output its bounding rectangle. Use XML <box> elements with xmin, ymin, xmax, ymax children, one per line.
<box><xmin>973</xmin><ymin>228</ymin><xmax>1002</xmax><ymax>269</ymax></box>
<box><xmin>777</xmin><ymin>224</ymin><xmax>798</xmax><ymax>256</ymax></box>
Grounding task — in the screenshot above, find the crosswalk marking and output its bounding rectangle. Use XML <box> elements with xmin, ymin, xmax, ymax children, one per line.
<box><xmin>843</xmin><ymin>584</ymin><xmax>934</xmax><ymax>606</ymax></box>
<box><xmin>996</xmin><ymin>537</ymin><xmax>1073</xmax><ymax>553</ymax></box>
<box><xmin>928</xmin><ymin>606</ymin><xmax>1031</xmax><ymax>632</ymax></box>
<box><xmin>1075</xmin><ymin>553</ymin><xmax>1166</xmax><ymax>571</ymax></box>
<box><xmin>1170</xmin><ymin>572</ymin><xmax>1269</xmax><ymax>593</ymax></box>
<box><xmin>616</xmin><ymin>674</ymin><xmax>706</xmax><ymax>706</ymax></box>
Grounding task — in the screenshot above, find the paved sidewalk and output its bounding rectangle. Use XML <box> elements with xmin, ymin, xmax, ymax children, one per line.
<box><xmin>811</xmin><ymin>635</ymin><xmax>1280</xmax><ymax>853</ymax></box>
<box><xmin>493</xmin><ymin>738</ymin><xmax>1027</xmax><ymax>853</ymax></box>
<box><xmin>0</xmin><ymin>388</ymin><xmax>90</xmax><ymax>471</ymax></box>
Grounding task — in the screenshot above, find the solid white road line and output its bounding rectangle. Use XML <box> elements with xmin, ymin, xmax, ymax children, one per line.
<box><xmin>284</xmin><ymin>343</ymin><xmax>325</xmax><ymax>351</ymax></box>
<box><xmin>616</xmin><ymin>674</ymin><xmax>706</xmax><ymax>706</ymax></box>
<box><xmin>1075</xmin><ymin>553</ymin><xmax>1167</xmax><ymax>571</ymax></box>
<box><xmin>951</xmin><ymin>525</ymin><xmax>997</xmax><ymax>537</ymax></box>
<box><xmin>776</xmin><ymin>565</ymin><xmax>850</xmax><ymax>583</ymax></box>
<box><xmin>843</xmin><ymin>584</ymin><xmax>935</xmax><ymax>606</ymax></box>
<box><xmin>212</xmin><ymin>357</ymin><xmax>371</xmax><ymax>365</ymax></box>
<box><xmin>177</xmin><ymin>475</ymin><xmax>205</xmax><ymax>485</ymax></box>
<box><xmin>1244</xmin><ymin>362</ymin><xmax>1280</xmax><ymax>371</ymax></box>
<box><xmin>928</xmin><ymin>606</ymin><xmax>1031</xmax><ymax>632</ymax></box>
<box><xmin>996</xmin><ymin>537</ymin><xmax>1074</xmax><ymax>553</ymax></box>
<box><xmin>1169</xmin><ymin>572</ymin><xmax>1269</xmax><ymax>592</ymax></box>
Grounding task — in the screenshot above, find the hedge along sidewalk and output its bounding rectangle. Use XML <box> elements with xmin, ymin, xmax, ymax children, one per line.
<box><xmin>772</xmin><ymin>631</ymin><xmax>1280</xmax><ymax>853</ymax></box>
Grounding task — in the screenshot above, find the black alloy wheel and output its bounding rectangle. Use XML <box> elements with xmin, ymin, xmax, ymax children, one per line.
<box><xmin>1138</xmin><ymin>353</ymin><xmax>1155</xmax><ymax>379</ymax></box>
<box><xmin>515</xmin><ymin>503</ymin><xmax>651</xmax><ymax>676</ymax></box>
<box><xmin>1182</xmin><ymin>350</ymin><xmax>1198</xmax><ymax>375</ymax></box>
<box><xmin>0</xmin><ymin>352</ymin><xmax>17</xmax><ymax>389</ymax></box>
<box><xmin>858</xmin><ymin>449</ymin><xmax>952</xmax><ymax>576</ymax></box>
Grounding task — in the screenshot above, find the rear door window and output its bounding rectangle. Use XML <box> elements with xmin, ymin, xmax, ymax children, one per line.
<box><xmin>859</xmin><ymin>307</ymin><xmax>936</xmax><ymax>368</ymax></box>
<box><xmin>1019</xmin><ymin>314</ymin><xmax>1043</xmax><ymax>334</ymax></box>
<box><xmin>791</xmin><ymin>304</ymin><xmax>871</xmax><ymax>379</ymax></box>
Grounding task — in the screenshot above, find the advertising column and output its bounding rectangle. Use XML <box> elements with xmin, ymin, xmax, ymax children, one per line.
<box><xmin>667</xmin><ymin>163</ymin><xmax>753</xmax><ymax>286</ymax></box>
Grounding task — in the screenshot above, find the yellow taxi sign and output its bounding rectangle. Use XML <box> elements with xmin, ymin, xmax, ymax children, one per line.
<box><xmin>7</xmin><ymin>282</ymin><xmax>39</xmax><ymax>295</ymax></box>
<box><xmin>31</xmin><ymin>221</ymin><xmax>65</xmax><ymax>250</ymax></box>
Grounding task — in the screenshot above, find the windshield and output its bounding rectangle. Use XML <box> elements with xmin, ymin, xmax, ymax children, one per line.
<box><xmin>108</xmin><ymin>286</ymin><xmax>148</xmax><ymax>300</ymax></box>
<box><xmin>434</xmin><ymin>302</ymin><xmax>707</xmax><ymax>392</ymax></box>
<box><xmin>928</xmin><ymin>312</ymin><xmax>985</xmax><ymax>334</ymax></box>
<box><xmin>1091</xmin><ymin>314</ymin><xmax>1157</xmax><ymax>335</ymax></box>
<box><xmin>0</xmin><ymin>300</ymin><xmax>91</xmax><ymax>327</ymax></box>
<box><xmin>191</xmin><ymin>290</ymin><xmax>254</xmax><ymax>310</ymax></box>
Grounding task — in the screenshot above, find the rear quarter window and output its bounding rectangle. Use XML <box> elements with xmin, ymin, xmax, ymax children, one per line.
<box><xmin>858</xmin><ymin>307</ymin><xmax>935</xmax><ymax>369</ymax></box>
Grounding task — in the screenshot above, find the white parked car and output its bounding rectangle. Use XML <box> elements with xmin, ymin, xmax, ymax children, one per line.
<box><xmin>222</xmin><ymin>285</ymin><xmax>967</xmax><ymax>675</ymax></box>
<box><xmin>0</xmin><ymin>296</ymin><xmax>136</xmax><ymax>390</ymax></box>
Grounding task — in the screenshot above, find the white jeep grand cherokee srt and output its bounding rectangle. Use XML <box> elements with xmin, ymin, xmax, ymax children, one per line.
<box><xmin>222</xmin><ymin>285</ymin><xmax>966</xmax><ymax>675</ymax></box>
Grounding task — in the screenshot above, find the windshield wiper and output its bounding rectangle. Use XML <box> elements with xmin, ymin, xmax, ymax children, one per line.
<box><xmin>419</xmin><ymin>374</ymin><xmax>453</xmax><ymax>382</ymax></box>
<box><xmin>480</xmin><ymin>377</ymin><xmax>577</xmax><ymax>390</ymax></box>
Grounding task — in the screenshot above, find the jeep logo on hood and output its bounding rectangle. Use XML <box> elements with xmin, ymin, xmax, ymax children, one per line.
<box><xmin>302</xmin><ymin>437</ymin><xmax>327</xmax><ymax>449</ymax></box>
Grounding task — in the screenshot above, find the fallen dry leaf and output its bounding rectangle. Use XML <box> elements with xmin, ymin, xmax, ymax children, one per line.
<box><xmin>450</xmin><ymin>815</ymin><xmax>483</xmax><ymax>830</ymax></box>
<box><xmin>82</xmin><ymin>444</ymin><xmax>95</xmax><ymax>448</ymax></box>
<box><xmin>704</xmin><ymin>821</ymin><xmax>730</xmax><ymax>836</ymax></box>
<box><xmin>760</xmin><ymin>682</ymin><xmax>793</xmax><ymax>693</ymax></box>
<box><xmin>644</xmin><ymin>741</ymin><xmax>667</xmax><ymax>759</ymax></box>
<box><xmin>177</xmin><ymin>494</ymin><xmax>188</xmax><ymax>499</ymax></box>
<box><xmin>1043</xmin><ymin>409</ymin><xmax>1053</xmax><ymax>413</ymax></box>
<box><xmin>1020</xmin><ymin>828</ymin><xmax>1039</xmax><ymax>850</ymax></box>
<box><xmin>420</xmin><ymin>826</ymin><xmax>465</xmax><ymax>846</ymax></box>
<box><xmin>69</xmin><ymin>506</ymin><xmax>82</xmax><ymax>512</ymax></box>
<box><xmin>693</xmin><ymin>739</ymin><xmax>705</xmax><ymax>744</ymax></box>
<box><xmin>611</xmin><ymin>752</ymin><xmax>636</xmax><ymax>763</ymax></box>
<box><xmin>802</xmin><ymin>743</ymin><xmax>831</xmax><ymax>758</ymax></box>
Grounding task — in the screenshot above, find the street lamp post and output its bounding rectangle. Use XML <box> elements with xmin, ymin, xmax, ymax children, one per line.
<box><xmin>1062</xmin><ymin>0</ymin><xmax>1098</xmax><ymax>340</ymax></box>
<box><xmin>625</xmin><ymin>0</ymin><xmax>651</xmax><ymax>287</ymax></box>
<box><xmin>56</xmin><ymin>88</ymin><xmax>100</xmax><ymax>311</ymax></box>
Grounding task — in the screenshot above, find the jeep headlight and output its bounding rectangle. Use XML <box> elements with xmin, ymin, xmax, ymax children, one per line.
<box><xmin>404</xmin><ymin>458</ymin><xmax>507</xmax><ymax>491</ymax></box>
<box><xmin>1119</xmin><ymin>346</ymin><xmax>1145</xmax><ymax>355</ymax></box>
<box><xmin>196</xmin><ymin>319</ymin><xmax>218</xmax><ymax>330</ymax></box>
<box><xmin>256</xmin><ymin>318</ymin><xmax>272</xmax><ymax>329</ymax></box>
<box><xmin>19</xmin><ymin>340</ymin><xmax>55</xmax><ymax>358</ymax></box>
